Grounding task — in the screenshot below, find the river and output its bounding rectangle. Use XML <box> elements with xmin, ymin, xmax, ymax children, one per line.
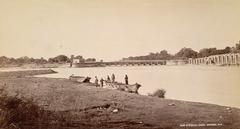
<box><xmin>33</xmin><ymin>65</ymin><xmax>240</xmax><ymax>108</ymax></box>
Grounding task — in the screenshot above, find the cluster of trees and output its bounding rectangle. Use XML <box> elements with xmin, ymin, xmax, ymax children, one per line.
<box><xmin>73</xmin><ymin>56</ymin><xmax>96</xmax><ymax>62</ymax></box>
<box><xmin>48</xmin><ymin>55</ymin><xmax>70</xmax><ymax>63</ymax></box>
<box><xmin>0</xmin><ymin>56</ymin><xmax>48</xmax><ymax>66</ymax></box>
<box><xmin>85</xmin><ymin>58</ymin><xmax>96</xmax><ymax>62</ymax></box>
<box><xmin>122</xmin><ymin>48</ymin><xmax>198</xmax><ymax>60</ymax></box>
<box><xmin>123</xmin><ymin>50</ymin><xmax>173</xmax><ymax>60</ymax></box>
<box><xmin>123</xmin><ymin>42</ymin><xmax>240</xmax><ymax>60</ymax></box>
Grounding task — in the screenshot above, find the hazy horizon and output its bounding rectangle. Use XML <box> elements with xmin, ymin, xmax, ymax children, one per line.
<box><xmin>0</xmin><ymin>0</ymin><xmax>240</xmax><ymax>61</ymax></box>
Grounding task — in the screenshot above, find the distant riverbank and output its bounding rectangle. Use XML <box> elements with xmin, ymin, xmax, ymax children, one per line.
<box><xmin>0</xmin><ymin>69</ymin><xmax>240</xmax><ymax>129</ymax></box>
<box><xmin>0</xmin><ymin>63</ymin><xmax>70</xmax><ymax>69</ymax></box>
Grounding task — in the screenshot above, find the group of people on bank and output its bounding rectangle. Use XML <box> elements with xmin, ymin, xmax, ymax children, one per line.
<box><xmin>94</xmin><ymin>74</ymin><xmax>129</xmax><ymax>87</ymax></box>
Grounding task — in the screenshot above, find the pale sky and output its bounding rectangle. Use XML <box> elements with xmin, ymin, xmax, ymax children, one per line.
<box><xmin>0</xmin><ymin>0</ymin><xmax>240</xmax><ymax>61</ymax></box>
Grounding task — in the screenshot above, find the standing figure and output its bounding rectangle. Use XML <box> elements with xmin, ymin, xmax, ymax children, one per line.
<box><xmin>111</xmin><ymin>74</ymin><xmax>115</xmax><ymax>83</ymax></box>
<box><xmin>107</xmin><ymin>75</ymin><xmax>111</xmax><ymax>82</ymax></box>
<box><xmin>100</xmin><ymin>78</ymin><xmax>104</xmax><ymax>87</ymax></box>
<box><xmin>95</xmin><ymin>76</ymin><xmax>99</xmax><ymax>87</ymax></box>
<box><xmin>125</xmin><ymin>74</ymin><xmax>128</xmax><ymax>85</ymax></box>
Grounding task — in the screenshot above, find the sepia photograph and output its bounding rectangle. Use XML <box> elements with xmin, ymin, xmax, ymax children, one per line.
<box><xmin>0</xmin><ymin>0</ymin><xmax>240</xmax><ymax>129</ymax></box>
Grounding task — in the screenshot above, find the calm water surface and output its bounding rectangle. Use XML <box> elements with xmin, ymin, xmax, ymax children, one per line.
<box><xmin>4</xmin><ymin>66</ymin><xmax>240</xmax><ymax>108</ymax></box>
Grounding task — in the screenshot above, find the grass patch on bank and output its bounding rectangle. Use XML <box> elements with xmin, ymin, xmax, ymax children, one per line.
<box><xmin>0</xmin><ymin>87</ymin><xmax>45</xmax><ymax>129</ymax></box>
<box><xmin>0</xmin><ymin>86</ymin><xmax>101</xmax><ymax>129</ymax></box>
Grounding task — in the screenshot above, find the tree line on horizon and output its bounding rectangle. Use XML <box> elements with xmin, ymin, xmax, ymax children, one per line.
<box><xmin>0</xmin><ymin>41</ymin><xmax>240</xmax><ymax>66</ymax></box>
<box><xmin>0</xmin><ymin>55</ymin><xmax>96</xmax><ymax>67</ymax></box>
<box><xmin>122</xmin><ymin>42</ymin><xmax>240</xmax><ymax>61</ymax></box>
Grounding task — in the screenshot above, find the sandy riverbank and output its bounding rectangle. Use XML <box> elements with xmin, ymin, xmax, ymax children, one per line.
<box><xmin>0</xmin><ymin>70</ymin><xmax>240</xmax><ymax>129</ymax></box>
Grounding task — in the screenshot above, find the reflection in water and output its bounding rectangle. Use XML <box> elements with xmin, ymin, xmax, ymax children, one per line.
<box><xmin>36</xmin><ymin>66</ymin><xmax>240</xmax><ymax>108</ymax></box>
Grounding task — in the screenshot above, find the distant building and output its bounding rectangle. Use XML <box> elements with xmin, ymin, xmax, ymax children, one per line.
<box><xmin>71</xmin><ymin>55</ymin><xmax>85</xmax><ymax>64</ymax></box>
<box><xmin>70</xmin><ymin>55</ymin><xmax>99</xmax><ymax>68</ymax></box>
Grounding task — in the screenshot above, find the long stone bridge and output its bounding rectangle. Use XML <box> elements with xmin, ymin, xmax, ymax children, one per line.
<box><xmin>188</xmin><ymin>53</ymin><xmax>240</xmax><ymax>65</ymax></box>
<box><xmin>103</xmin><ymin>60</ymin><xmax>167</xmax><ymax>66</ymax></box>
<box><xmin>70</xmin><ymin>55</ymin><xmax>188</xmax><ymax>67</ymax></box>
<box><xmin>71</xmin><ymin>59</ymin><xmax>187</xmax><ymax>67</ymax></box>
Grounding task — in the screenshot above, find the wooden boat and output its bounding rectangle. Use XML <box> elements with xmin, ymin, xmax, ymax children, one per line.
<box><xmin>69</xmin><ymin>75</ymin><xmax>91</xmax><ymax>83</ymax></box>
<box><xmin>104</xmin><ymin>81</ymin><xmax>141</xmax><ymax>94</ymax></box>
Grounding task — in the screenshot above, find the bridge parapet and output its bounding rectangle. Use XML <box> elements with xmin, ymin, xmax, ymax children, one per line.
<box><xmin>104</xmin><ymin>60</ymin><xmax>167</xmax><ymax>66</ymax></box>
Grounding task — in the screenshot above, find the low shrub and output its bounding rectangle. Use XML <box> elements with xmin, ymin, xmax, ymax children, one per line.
<box><xmin>148</xmin><ymin>89</ymin><xmax>166</xmax><ymax>98</ymax></box>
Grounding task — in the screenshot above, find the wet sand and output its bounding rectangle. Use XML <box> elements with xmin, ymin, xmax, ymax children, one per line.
<box><xmin>0</xmin><ymin>69</ymin><xmax>240</xmax><ymax>129</ymax></box>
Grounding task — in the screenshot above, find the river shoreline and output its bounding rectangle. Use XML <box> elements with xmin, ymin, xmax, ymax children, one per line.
<box><xmin>0</xmin><ymin>69</ymin><xmax>240</xmax><ymax>129</ymax></box>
